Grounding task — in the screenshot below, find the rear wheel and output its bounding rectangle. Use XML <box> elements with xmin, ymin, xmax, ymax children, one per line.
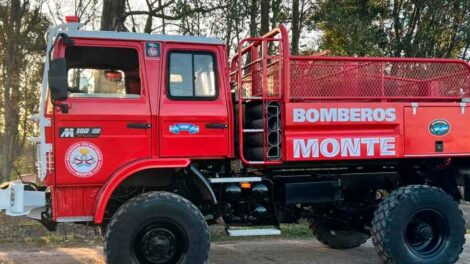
<box><xmin>372</xmin><ymin>185</ymin><xmax>465</xmax><ymax>264</ymax></box>
<box><xmin>104</xmin><ymin>191</ymin><xmax>210</xmax><ymax>264</ymax></box>
<box><xmin>309</xmin><ymin>218</ymin><xmax>369</xmax><ymax>249</ymax></box>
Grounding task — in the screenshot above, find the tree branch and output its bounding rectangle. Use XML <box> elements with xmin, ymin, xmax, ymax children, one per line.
<box><xmin>125</xmin><ymin>4</ymin><xmax>226</xmax><ymax>21</ymax></box>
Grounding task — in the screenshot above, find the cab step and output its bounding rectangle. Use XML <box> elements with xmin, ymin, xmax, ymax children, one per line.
<box><xmin>226</xmin><ymin>227</ymin><xmax>281</xmax><ymax>237</ymax></box>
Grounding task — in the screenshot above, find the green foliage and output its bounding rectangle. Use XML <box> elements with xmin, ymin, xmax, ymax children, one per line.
<box><xmin>312</xmin><ymin>0</ymin><xmax>470</xmax><ymax>58</ymax></box>
<box><xmin>0</xmin><ymin>1</ymin><xmax>50</xmax><ymax>179</ymax></box>
<box><xmin>313</xmin><ymin>0</ymin><xmax>387</xmax><ymax>56</ymax></box>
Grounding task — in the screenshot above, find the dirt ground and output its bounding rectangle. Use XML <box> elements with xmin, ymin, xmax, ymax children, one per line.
<box><xmin>0</xmin><ymin>204</ymin><xmax>469</xmax><ymax>264</ymax></box>
<box><xmin>0</xmin><ymin>237</ymin><xmax>469</xmax><ymax>264</ymax></box>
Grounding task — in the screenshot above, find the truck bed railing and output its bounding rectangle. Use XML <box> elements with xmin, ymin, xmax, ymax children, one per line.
<box><xmin>230</xmin><ymin>24</ymin><xmax>470</xmax><ymax>165</ymax></box>
<box><xmin>230</xmin><ymin>27</ymin><xmax>288</xmax><ymax>165</ymax></box>
<box><xmin>289</xmin><ymin>56</ymin><xmax>470</xmax><ymax>101</ymax></box>
<box><xmin>231</xmin><ymin>25</ymin><xmax>470</xmax><ymax>103</ymax></box>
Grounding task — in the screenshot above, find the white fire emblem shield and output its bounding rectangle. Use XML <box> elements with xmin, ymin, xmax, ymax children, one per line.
<box><xmin>65</xmin><ymin>142</ymin><xmax>103</xmax><ymax>178</ymax></box>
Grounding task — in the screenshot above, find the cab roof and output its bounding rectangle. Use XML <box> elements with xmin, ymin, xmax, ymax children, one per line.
<box><xmin>65</xmin><ymin>30</ymin><xmax>224</xmax><ymax>45</ymax></box>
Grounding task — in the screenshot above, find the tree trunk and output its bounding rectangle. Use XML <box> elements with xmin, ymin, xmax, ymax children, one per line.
<box><xmin>159</xmin><ymin>0</ymin><xmax>166</xmax><ymax>34</ymax></box>
<box><xmin>291</xmin><ymin>0</ymin><xmax>300</xmax><ymax>55</ymax></box>
<box><xmin>100</xmin><ymin>0</ymin><xmax>128</xmax><ymax>31</ymax></box>
<box><xmin>270</xmin><ymin>0</ymin><xmax>282</xmax><ymax>30</ymax></box>
<box><xmin>1</xmin><ymin>0</ymin><xmax>22</xmax><ymax>181</ymax></box>
<box><xmin>249</xmin><ymin>0</ymin><xmax>258</xmax><ymax>37</ymax></box>
<box><xmin>224</xmin><ymin>0</ymin><xmax>233</xmax><ymax>58</ymax></box>
<box><xmin>144</xmin><ymin>15</ymin><xmax>153</xmax><ymax>33</ymax></box>
<box><xmin>260</xmin><ymin>0</ymin><xmax>270</xmax><ymax>35</ymax></box>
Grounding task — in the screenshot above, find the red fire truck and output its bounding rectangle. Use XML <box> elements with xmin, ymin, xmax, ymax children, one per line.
<box><xmin>1</xmin><ymin>16</ymin><xmax>469</xmax><ymax>264</ymax></box>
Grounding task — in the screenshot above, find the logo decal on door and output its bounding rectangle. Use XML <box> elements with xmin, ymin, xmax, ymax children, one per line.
<box><xmin>429</xmin><ymin>119</ymin><xmax>451</xmax><ymax>136</ymax></box>
<box><xmin>59</xmin><ymin>127</ymin><xmax>102</xmax><ymax>138</ymax></box>
<box><xmin>169</xmin><ymin>123</ymin><xmax>200</xmax><ymax>134</ymax></box>
<box><xmin>65</xmin><ymin>142</ymin><xmax>103</xmax><ymax>178</ymax></box>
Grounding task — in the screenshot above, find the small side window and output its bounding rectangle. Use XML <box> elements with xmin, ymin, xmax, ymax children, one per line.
<box><xmin>168</xmin><ymin>52</ymin><xmax>217</xmax><ymax>99</ymax></box>
<box><xmin>65</xmin><ymin>46</ymin><xmax>141</xmax><ymax>99</ymax></box>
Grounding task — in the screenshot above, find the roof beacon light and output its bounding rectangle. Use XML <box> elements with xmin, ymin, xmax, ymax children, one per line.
<box><xmin>65</xmin><ymin>16</ymin><xmax>79</xmax><ymax>23</ymax></box>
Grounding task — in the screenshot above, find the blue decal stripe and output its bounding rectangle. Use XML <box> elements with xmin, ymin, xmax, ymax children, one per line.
<box><xmin>169</xmin><ymin>123</ymin><xmax>200</xmax><ymax>134</ymax></box>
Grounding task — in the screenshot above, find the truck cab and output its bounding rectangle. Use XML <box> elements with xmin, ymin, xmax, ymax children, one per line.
<box><xmin>27</xmin><ymin>24</ymin><xmax>233</xmax><ymax>223</ymax></box>
<box><xmin>51</xmin><ymin>31</ymin><xmax>232</xmax><ymax>181</ymax></box>
<box><xmin>1</xmin><ymin>16</ymin><xmax>469</xmax><ymax>264</ymax></box>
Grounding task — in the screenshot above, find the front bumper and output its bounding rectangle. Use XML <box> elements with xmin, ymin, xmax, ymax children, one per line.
<box><xmin>0</xmin><ymin>181</ymin><xmax>46</xmax><ymax>217</ymax></box>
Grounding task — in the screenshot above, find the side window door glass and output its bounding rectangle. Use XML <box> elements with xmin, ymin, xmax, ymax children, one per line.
<box><xmin>65</xmin><ymin>46</ymin><xmax>141</xmax><ymax>98</ymax></box>
<box><xmin>168</xmin><ymin>52</ymin><xmax>217</xmax><ymax>99</ymax></box>
<box><xmin>168</xmin><ymin>53</ymin><xmax>193</xmax><ymax>97</ymax></box>
<box><xmin>194</xmin><ymin>54</ymin><xmax>216</xmax><ymax>97</ymax></box>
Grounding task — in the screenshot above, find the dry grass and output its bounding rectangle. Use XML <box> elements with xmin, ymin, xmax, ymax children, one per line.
<box><xmin>0</xmin><ymin>213</ymin><xmax>101</xmax><ymax>248</ymax></box>
<box><xmin>0</xmin><ymin>213</ymin><xmax>313</xmax><ymax>248</ymax></box>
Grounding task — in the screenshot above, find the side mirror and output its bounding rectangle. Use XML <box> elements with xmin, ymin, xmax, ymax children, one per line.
<box><xmin>48</xmin><ymin>58</ymin><xmax>68</xmax><ymax>101</ymax></box>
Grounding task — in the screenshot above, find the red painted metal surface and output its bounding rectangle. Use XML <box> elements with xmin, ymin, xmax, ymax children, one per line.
<box><xmin>53</xmin><ymin>39</ymin><xmax>152</xmax><ymax>186</ymax></box>
<box><xmin>283</xmin><ymin>102</ymin><xmax>470</xmax><ymax>161</ymax></box>
<box><xmin>403</xmin><ymin>106</ymin><xmax>470</xmax><ymax>156</ymax></box>
<box><xmin>284</xmin><ymin>102</ymin><xmax>403</xmax><ymax>161</ymax></box>
<box><xmin>94</xmin><ymin>158</ymin><xmax>190</xmax><ymax>223</ymax></box>
<box><xmin>48</xmin><ymin>37</ymin><xmax>229</xmax><ymax>222</ymax></box>
<box><xmin>52</xmin><ymin>186</ymin><xmax>100</xmax><ymax>219</ymax></box>
<box><xmin>45</xmin><ymin>24</ymin><xmax>470</xmax><ymax>222</ymax></box>
<box><xmin>230</xmin><ymin>24</ymin><xmax>470</xmax><ymax>164</ymax></box>
<box><xmin>158</xmin><ymin>43</ymin><xmax>231</xmax><ymax>158</ymax></box>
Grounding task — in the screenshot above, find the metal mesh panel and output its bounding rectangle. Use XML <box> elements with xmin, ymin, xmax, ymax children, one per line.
<box><xmin>266</xmin><ymin>61</ymin><xmax>280</xmax><ymax>97</ymax></box>
<box><xmin>290</xmin><ymin>59</ymin><xmax>470</xmax><ymax>100</ymax></box>
<box><xmin>240</xmin><ymin>61</ymin><xmax>281</xmax><ymax>98</ymax></box>
<box><xmin>241</xmin><ymin>73</ymin><xmax>253</xmax><ymax>97</ymax></box>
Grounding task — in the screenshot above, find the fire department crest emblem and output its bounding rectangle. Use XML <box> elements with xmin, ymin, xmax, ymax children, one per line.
<box><xmin>65</xmin><ymin>142</ymin><xmax>103</xmax><ymax>178</ymax></box>
<box><xmin>145</xmin><ymin>42</ymin><xmax>160</xmax><ymax>59</ymax></box>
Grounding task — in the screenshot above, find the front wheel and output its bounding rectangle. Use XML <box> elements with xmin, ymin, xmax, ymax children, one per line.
<box><xmin>372</xmin><ymin>185</ymin><xmax>466</xmax><ymax>264</ymax></box>
<box><xmin>104</xmin><ymin>191</ymin><xmax>210</xmax><ymax>264</ymax></box>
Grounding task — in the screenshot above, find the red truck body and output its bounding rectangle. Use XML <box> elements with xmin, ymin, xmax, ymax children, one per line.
<box><xmin>42</xmin><ymin>23</ymin><xmax>470</xmax><ymax>222</ymax></box>
<box><xmin>44</xmin><ymin>36</ymin><xmax>233</xmax><ymax>222</ymax></box>
<box><xmin>231</xmin><ymin>26</ymin><xmax>470</xmax><ymax>164</ymax></box>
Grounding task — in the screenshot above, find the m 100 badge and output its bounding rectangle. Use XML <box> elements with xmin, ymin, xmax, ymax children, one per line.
<box><xmin>59</xmin><ymin>127</ymin><xmax>102</xmax><ymax>138</ymax></box>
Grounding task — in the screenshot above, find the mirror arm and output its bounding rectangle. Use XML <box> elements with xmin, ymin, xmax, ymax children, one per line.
<box><xmin>48</xmin><ymin>33</ymin><xmax>74</xmax><ymax>64</ymax></box>
<box><xmin>58</xmin><ymin>103</ymin><xmax>69</xmax><ymax>114</ymax></box>
<box><xmin>52</xmin><ymin>101</ymin><xmax>70</xmax><ymax>114</ymax></box>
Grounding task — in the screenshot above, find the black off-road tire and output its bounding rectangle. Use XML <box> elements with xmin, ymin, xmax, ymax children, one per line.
<box><xmin>372</xmin><ymin>185</ymin><xmax>465</xmax><ymax>264</ymax></box>
<box><xmin>104</xmin><ymin>191</ymin><xmax>210</xmax><ymax>264</ymax></box>
<box><xmin>308</xmin><ymin>218</ymin><xmax>370</xmax><ymax>249</ymax></box>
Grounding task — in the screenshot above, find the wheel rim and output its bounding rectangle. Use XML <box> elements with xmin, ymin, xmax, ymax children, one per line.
<box><xmin>134</xmin><ymin>220</ymin><xmax>187</xmax><ymax>264</ymax></box>
<box><xmin>404</xmin><ymin>209</ymin><xmax>450</xmax><ymax>259</ymax></box>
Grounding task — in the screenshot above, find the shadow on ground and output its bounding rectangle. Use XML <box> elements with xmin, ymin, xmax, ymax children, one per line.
<box><xmin>0</xmin><ymin>205</ymin><xmax>468</xmax><ymax>263</ymax></box>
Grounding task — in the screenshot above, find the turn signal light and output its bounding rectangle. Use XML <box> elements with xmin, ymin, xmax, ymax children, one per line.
<box><xmin>240</xmin><ymin>182</ymin><xmax>251</xmax><ymax>189</ymax></box>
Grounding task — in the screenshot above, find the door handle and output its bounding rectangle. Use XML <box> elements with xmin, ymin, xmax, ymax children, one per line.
<box><xmin>205</xmin><ymin>123</ymin><xmax>228</xmax><ymax>129</ymax></box>
<box><xmin>127</xmin><ymin>123</ymin><xmax>151</xmax><ymax>129</ymax></box>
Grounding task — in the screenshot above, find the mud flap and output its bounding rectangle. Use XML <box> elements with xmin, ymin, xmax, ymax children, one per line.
<box><xmin>0</xmin><ymin>181</ymin><xmax>46</xmax><ymax>216</ymax></box>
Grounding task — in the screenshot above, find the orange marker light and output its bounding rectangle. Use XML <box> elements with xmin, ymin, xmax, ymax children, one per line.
<box><xmin>240</xmin><ymin>182</ymin><xmax>251</xmax><ymax>189</ymax></box>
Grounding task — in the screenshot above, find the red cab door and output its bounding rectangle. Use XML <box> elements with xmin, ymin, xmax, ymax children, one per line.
<box><xmin>159</xmin><ymin>45</ymin><xmax>229</xmax><ymax>158</ymax></box>
<box><xmin>53</xmin><ymin>41</ymin><xmax>152</xmax><ymax>185</ymax></box>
